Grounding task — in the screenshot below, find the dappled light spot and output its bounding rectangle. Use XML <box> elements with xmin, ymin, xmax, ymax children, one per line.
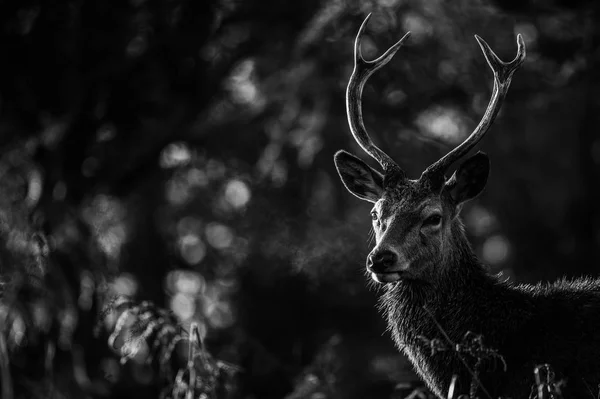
<box><xmin>206</xmin><ymin>159</ymin><xmax>226</xmax><ymax>180</ymax></box>
<box><xmin>296</xmin><ymin>135</ymin><xmax>323</xmax><ymax>168</ymax></box>
<box><xmin>16</xmin><ymin>6</ymin><xmax>39</xmax><ymax>35</ymax></box>
<box><xmin>96</xmin><ymin>123</ymin><xmax>116</xmax><ymax>142</ymax></box>
<box><xmin>369</xmin><ymin>354</ymin><xmax>405</xmax><ymax>380</ymax></box>
<box><xmin>166</xmin><ymin>269</ymin><xmax>205</xmax><ymax>296</ymax></box>
<box><xmin>359</xmin><ymin>36</ymin><xmax>377</xmax><ymax>60</ymax></box>
<box><xmin>216</xmin><ymin>277</ymin><xmax>239</xmax><ymax>292</ymax></box>
<box><xmin>58</xmin><ymin>309</ymin><xmax>77</xmax><ymax>349</ymax></box>
<box><xmin>465</xmin><ymin>205</ymin><xmax>497</xmax><ymax>237</ymax></box>
<box><xmin>187</xmin><ymin>167</ymin><xmax>209</xmax><ymax>188</ymax></box>
<box><xmin>385</xmin><ymin>89</ymin><xmax>406</xmax><ymax>106</ymax></box>
<box><xmin>401</xmin><ymin>13</ymin><xmax>433</xmax><ymax>43</ymax></box>
<box><xmin>26</xmin><ymin>169</ymin><xmax>42</xmax><ymax>206</ymax></box>
<box><xmin>515</xmin><ymin>23</ymin><xmax>538</xmax><ymax>47</ymax></box>
<box><xmin>221</xmin><ymin>25</ymin><xmax>251</xmax><ymax>50</ymax></box>
<box><xmin>201</xmin><ymin>42</ymin><xmax>219</xmax><ymax>62</ymax></box>
<box><xmin>365</xmin><ymin>13</ymin><xmax>390</xmax><ymax>35</ymax></box>
<box><xmin>224</xmin><ymin>179</ymin><xmax>251</xmax><ymax>209</ymax></box>
<box><xmin>415</xmin><ymin>106</ymin><xmax>467</xmax><ymax>144</ymax></box>
<box><xmin>40</xmin><ymin>118</ymin><xmax>68</xmax><ymax>148</ymax></box>
<box><xmin>165</xmin><ymin>176</ymin><xmax>192</xmax><ymax>205</ymax></box>
<box><xmin>32</xmin><ymin>300</ymin><xmax>51</xmax><ymax>332</ymax></box>
<box><xmin>171</xmin><ymin>292</ymin><xmax>196</xmax><ymax>321</ymax></box>
<box><xmin>227</xmin><ymin>59</ymin><xmax>265</xmax><ymax>110</ymax></box>
<box><xmin>483</xmin><ymin>235</ymin><xmax>511</xmax><ymax>265</ymax></box>
<box><xmin>205</xmin><ymin>223</ymin><xmax>234</xmax><ymax>250</ymax></box>
<box><xmin>178</xmin><ymin>234</ymin><xmax>206</xmax><ymax>265</ymax></box>
<box><xmin>538</xmin><ymin>14</ymin><xmax>582</xmax><ymax>41</ymax></box>
<box><xmin>126</xmin><ymin>35</ymin><xmax>147</xmax><ymax>57</ymax></box>
<box><xmin>112</xmin><ymin>273</ymin><xmax>138</xmax><ymax>297</ymax></box>
<box><xmin>233</xmin><ymin>79</ymin><xmax>258</xmax><ymax>104</ymax></box>
<box><xmin>205</xmin><ymin>301</ymin><xmax>234</xmax><ymax>329</ymax></box>
<box><xmin>557</xmin><ymin>56</ymin><xmax>588</xmax><ymax>85</ymax></box>
<box><xmin>160</xmin><ymin>142</ymin><xmax>192</xmax><ymax>169</ymax></box>
<box><xmin>199</xmin><ymin>279</ymin><xmax>238</xmax><ymax>317</ymax></box>
<box><xmin>83</xmin><ymin>194</ymin><xmax>129</xmax><ymax>259</ymax></box>
<box><xmin>272</xmin><ymin>161</ymin><xmax>288</xmax><ymax>187</ymax></box>
<box><xmin>257</xmin><ymin>143</ymin><xmax>284</xmax><ymax>181</ymax></box>
<box><xmin>176</xmin><ymin>216</ymin><xmax>203</xmax><ymax>237</ymax></box>
<box><xmin>9</xmin><ymin>314</ymin><xmax>26</xmax><ymax>348</ymax></box>
<box><xmin>99</xmin><ymin>227</ymin><xmax>128</xmax><ymax>259</ymax></box>
<box><xmin>222</xmin><ymin>237</ymin><xmax>249</xmax><ymax>266</ymax></box>
<box><xmin>215</xmin><ymin>262</ymin><xmax>237</xmax><ymax>279</ymax></box>
<box><xmin>438</xmin><ymin>60</ymin><xmax>458</xmax><ymax>83</ymax></box>
<box><xmin>378</xmin><ymin>0</ymin><xmax>402</xmax><ymax>7</ymax></box>
<box><xmin>79</xmin><ymin>271</ymin><xmax>95</xmax><ymax>311</ymax></box>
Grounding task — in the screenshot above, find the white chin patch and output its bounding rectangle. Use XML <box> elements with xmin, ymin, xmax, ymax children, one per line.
<box><xmin>371</xmin><ymin>272</ymin><xmax>401</xmax><ymax>284</ymax></box>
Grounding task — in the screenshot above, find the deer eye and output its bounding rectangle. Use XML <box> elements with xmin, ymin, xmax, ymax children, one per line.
<box><xmin>423</xmin><ymin>214</ymin><xmax>442</xmax><ymax>227</ymax></box>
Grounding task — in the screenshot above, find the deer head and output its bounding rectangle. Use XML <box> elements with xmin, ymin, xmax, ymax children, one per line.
<box><xmin>334</xmin><ymin>15</ymin><xmax>525</xmax><ymax>285</ymax></box>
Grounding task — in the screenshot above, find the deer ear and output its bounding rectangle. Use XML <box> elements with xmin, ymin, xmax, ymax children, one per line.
<box><xmin>334</xmin><ymin>150</ymin><xmax>383</xmax><ymax>203</ymax></box>
<box><xmin>444</xmin><ymin>152</ymin><xmax>490</xmax><ymax>205</ymax></box>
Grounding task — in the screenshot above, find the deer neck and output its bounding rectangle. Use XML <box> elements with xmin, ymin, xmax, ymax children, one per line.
<box><xmin>377</xmin><ymin>221</ymin><xmax>531</xmax><ymax>396</ymax></box>
<box><xmin>379</xmin><ymin>220</ymin><xmax>526</xmax><ymax>353</ymax></box>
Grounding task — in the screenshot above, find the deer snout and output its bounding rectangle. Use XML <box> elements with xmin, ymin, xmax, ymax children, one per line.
<box><xmin>367</xmin><ymin>248</ymin><xmax>405</xmax><ymax>283</ymax></box>
<box><xmin>368</xmin><ymin>248</ymin><xmax>401</xmax><ymax>272</ymax></box>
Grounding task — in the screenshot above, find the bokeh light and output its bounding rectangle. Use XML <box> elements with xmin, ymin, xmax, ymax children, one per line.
<box><xmin>205</xmin><ymin>223</ymin><xmax>234</xmax><ymax>250</ymax></box>
<box><xmin>83</xmin><ymin>195</ymin><xmax>128</xmax><ymax>260</ymax></box>
<box><xmin>112</xmin><ymin>273</ymin><xmax>138</xmax><ymax>297</ymax></box>
<box><xmin>160</xmin><ymin>142</ymin><xmax>192</xmax><ymax>169</ymax></box>
<box><xmin>224</xmin><ymin>179</ymin><xmax>251</xmax><ymax>209</ymax></box>
<box><xmin>178</xmin><ymin>233</ymin><xmax>206</xmax><ymax>265</ymax></box>
<box><xmin>170</xmin><ymin>292</ymin><xmax>196</xmax><ymax>321</ymax></box>
<box><xmin>465</xmin><ymin>205</ymin><xmax>497</xmax><ymax>237</ymax></box>
<box><xmin>166</xmin><ymin>270</ymin><xmax>205</xmax><ymax>296</ymax></box>
<box><xmin>482</xmin><ymin>235</ymin><xmax>511</xmax><ymax>265</ymax></box>
<box><xmin>416</xmin><ymin>106</ymin><xmax>467</xmax><ymax>143</ymax></box>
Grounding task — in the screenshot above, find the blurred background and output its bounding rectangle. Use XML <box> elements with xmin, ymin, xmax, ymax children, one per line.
<box><xmin>0</xmin><ymin>0</ymin><xmax>598</xmax><ymax>398</ymax></box>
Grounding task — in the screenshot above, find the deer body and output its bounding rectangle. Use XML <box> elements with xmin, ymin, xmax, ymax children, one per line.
<box><xmin>382</xmin><ymin>221</ymin><xmax>600</xmax><ymax>397</ymax></box>
<box><xmin>334</xmin><ymin>15</ymin><xmax>600</xmax><ymax>398</ymax></box>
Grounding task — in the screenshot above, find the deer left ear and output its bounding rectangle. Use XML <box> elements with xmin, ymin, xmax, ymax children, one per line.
<box><xmin>334</xmin><ymin>150</ymin><xmax>384</xmax><ymax>203</ymax></box>
<box><xmin>444</xmin><ymin>152</ymin><xmax>490</xmax><ymax>205</ymax></box>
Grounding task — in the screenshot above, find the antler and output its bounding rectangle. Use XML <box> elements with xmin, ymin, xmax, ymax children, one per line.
<box><xmin>346</xmin><ymin>14</ymin><xmax>411</xmax><ymax>178</ymax></box>
<box><xmin>422</xmin><ymin>34</ymin><xmax>526</xmax><ymax>184</ymax></box>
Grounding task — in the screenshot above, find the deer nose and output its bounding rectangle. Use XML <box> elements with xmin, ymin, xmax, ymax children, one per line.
<box><xmin>368</xmin><ymin>249</ymin><xmax>398</xmax><ymax>273</ymax></box>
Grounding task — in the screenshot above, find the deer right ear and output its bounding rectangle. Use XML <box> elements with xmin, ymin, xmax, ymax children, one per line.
<box><xmin>444</xmin><ymin>152</ymin><xmax>490</xmax><ymax>205</ymax></box>
<box><xmin>334</xmin><ymin>150</ymin><xmax>384</xmax><ymax>203</ymax></box>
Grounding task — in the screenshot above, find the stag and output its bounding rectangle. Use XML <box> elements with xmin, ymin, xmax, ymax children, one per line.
<box><xmin>334</xmin><ymin>15</ymin><xmax>600</xmax><ymax>399</ymax></box>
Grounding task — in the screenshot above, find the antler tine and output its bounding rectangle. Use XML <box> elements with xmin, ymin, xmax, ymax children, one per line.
<box><xmin>347</xmin><ymin>14</ymin><xmax>411</xmax><ymax>176</ymax></box>
<box><xmin>422</xmin><ymin>34</ymin><xmax>526</xmax><ymax>184</ymax></box>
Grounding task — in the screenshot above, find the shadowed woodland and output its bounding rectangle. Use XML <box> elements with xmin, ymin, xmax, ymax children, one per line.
<box><xmin>0</xmin><ymin>0</ymin><xmax>599</xmax><ymax>398</ymax></box>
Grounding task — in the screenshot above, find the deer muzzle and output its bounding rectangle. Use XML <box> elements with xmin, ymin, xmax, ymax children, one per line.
<box><xmin>367</xmin><ymin>247</ymin><xmax>407</xmax><ymax>283</ymax></box>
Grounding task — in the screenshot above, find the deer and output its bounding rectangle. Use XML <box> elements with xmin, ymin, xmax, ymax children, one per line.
<box><xmin>333</xmin><ymin>14</ymin><xmax>600</xmax><ymax>399</ymax></box>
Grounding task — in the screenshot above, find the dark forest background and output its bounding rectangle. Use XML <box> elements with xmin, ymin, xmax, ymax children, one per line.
<box><xmin>0</xmin><ymin>0</ymin><xmax>598</xmax><ymax>398</ymax></box>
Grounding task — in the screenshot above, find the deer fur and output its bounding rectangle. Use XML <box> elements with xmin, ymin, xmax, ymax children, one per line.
<box><xmin>335</xmin><ymin>160</ymin><xmax>600</xmax><ymax>397</ymax></box>
<box><xmin>334</xmin><ymin>14</ymin><xmax>600</xmax><ymax>399</ymax></box>
<box><xmin>380</xmin><ymin>218</ymin><xmax>600</xmax><ymax>398</ymax></box>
